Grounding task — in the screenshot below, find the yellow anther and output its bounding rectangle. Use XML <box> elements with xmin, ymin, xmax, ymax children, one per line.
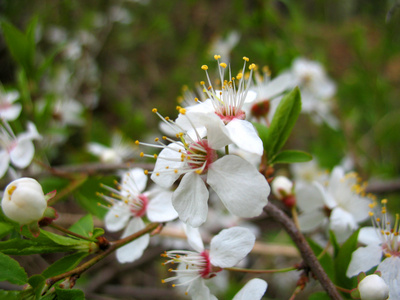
<box><xmin>200</xmin><ymin>81</ymin><xmax>205</xmax><ymax>85</ymax></box>
<box><xmin>174</xmin><ymin>169</ymin><xmax>178</xmax><ymax>174</ymax></box>
<box><xmin>201</xmin><ymin>65</ymin><xmax>208</xmax><ymax>70</ymax></box>
<box><xmin>249</xmin><ymin>63</ymin><xmax>256</xmax><ymax>70</ymax></box>
<box><xmin>179</xmin><ymin>108</ymin><xmax>186</xmax><ymax>115</ymax></box>
<box><xmin>194</xmin><ymin>97</ymin><xmax>199</xmax><ymax>102</ymax></box>
<box><xmin>156</xmin><ymin>173</ymin><xmax>160</xmax><ymax>176</ymax></box>
<box><xmin>153</xmin><ymin>154</ymin><xmax>158</xmax><ymax>159</ymax></box>
<box><xmin>385</xmin><ymin>253</ymin><xmax>392</xmax><ymax>257</ymax></box>
<box><xmin>165</xmin><ymin>166</ymin><xmax>169</xmax><ymax>169</ymax></box>
<box><xmin>214</xmin><ymin>54</ymin><xmax>221</xmax><ymax>60</ymax></box>
<box><xmin>165</xmin><ymin>116</ymin><xmax>170</xmax><ymax>121</ymax></box>
<box><xmin>115</xmin><ymin>215</ymin><xmax>119</xmax><ymax>218</ymax></box>
<box><xmin>7</xmin><ymin>185</ymin><xmax>16</xmax><ymax>196</ymax></box>
<box><xmin>176</xmin><ymin>105</ymin><xmax>182</xmax><ymax>110</ymax></box>
<box><xmin>381</xmin><ymin>199</ymin><xmax>388</xmax><ymax>204</ymax></box>
<box><xmin>172</xmin><ymin>284</ymin><xmax>176</xmax><ymax>288</ymax></box>
<box><xmin>155</xmin><ymin>137</ymin><xmax>159</xmax><ymax>142</ymax></box>
<box><xmin>135</xmin><ymin>140</ymin><xmax>140</xmax><ymax>145</ymax></box>
<box><xmin>161</xmin><ymin>279</ymin><xmax>165</xmax><ymax>283</ymax></box>
<box><xmin>152</xmin><ymin>108</ymin><xmax>157</xmax><ymax>113</ymax></box>
<box><xmin>376</xmin><ymin>218</ymin><xmax>381</xmax><ymax>222</ymax></box>
<box><xmin>195</xmin><ymin>170</ymin><xmax>202</xmax><ymax>174</ymax></box>
<box><xmin>144</xmin><ymin>170</ymin><xmax>149</xmax><ymax>175</ymax></box>
<box><xmin>162</xmin><ymin>136</ymin><xmax>167</xmax><ymax>140</ymax></box>
<box><xmin>236</xmin><ymin>73</ymin><xmax>243</xmax><ymax>80</ymax></box>
<box><xmin>243</xmin><ymin>56</ymin><xmax>249</xmax><ymax>62</ymax></box>
<box><xmin>140</xmin><ymin>152</ymin><xmax>144</xmax><ymax>157</ymax></box>
<box><xmin>369</xmin><ymin>212</ymin><xmax>374</xmax><ymax>217</ymax></box>
<box><xmin>220</xmin><ymin>63</ymin><xmax>227</xmax><ymax>68</ymax></box>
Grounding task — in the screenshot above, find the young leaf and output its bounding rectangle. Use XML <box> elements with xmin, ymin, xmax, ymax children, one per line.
<box><xmin>270</xmin><ymin>150</ymin><xmax>312</xmax><ymax>164</ymax></box>
<box><xmin>68</xmin><ymin>214</ymin><xmax>94</xmax><ymax>238</ymax></box>
<box><xmin>42</xmin><ymin>252</ymin><xmax>88</xmax><ymax>278</ymax></box>
<box><xmin>0</xmin><ymin>238</ymin><xmax>79</xmax><ymax>255</ymax></box>
<box><xmin>0</xmin><ymin>252</ymin><xmax>28</xmax><ymax>285</ymax></box>
<box><xmin>55</xmin><ymin>286</ymin><xmax>85</xmax><ymax>300</ymax></box>
<box><xmin>264</xmin><ymin>87</ymin><xmax>301</xmax><ymax>162</ymax></box>
<box><xmin>40</xmin><ymin>230</ymin><xmax>85</xmax><ymax>246</ymax></box>
<box><xmin>334</xmin><ymin>229</ymin><xmax>360</xmax><ymax>290</ymax></box>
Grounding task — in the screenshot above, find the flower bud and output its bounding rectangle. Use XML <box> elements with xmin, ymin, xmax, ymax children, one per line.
<box><xmin>272</xmin><ymin>176</ymin><xmax>293</xmax><ymax>199</ymax></box>
<box><xmin>1</xmin><ymin>178</ymin><xmax>47</xmax><ymax>225</ymax></box>
<box><xmin>358</xmin><ymin>274</ymin><xmax>389</xmax><ymax>300</ymax></box>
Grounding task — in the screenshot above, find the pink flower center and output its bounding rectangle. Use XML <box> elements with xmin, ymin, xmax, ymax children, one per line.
<box><xmin>130</xmin><ymin>194</ymin><xmax>148</xmax><ymax>217</ymax></box>
<box><xmin>186</xmin><ymin>139</ymin><xmax>217</xmax><ymax>174</ymax></box>
<box><xmin>215</xmin><ymin>106</ymin><xmax>246</xmax><ymax>124</ymax></box>
<box><xmin>199</xmin><ymin>250</ymin><xmax>212</xmax><ymax>278</ymax></box>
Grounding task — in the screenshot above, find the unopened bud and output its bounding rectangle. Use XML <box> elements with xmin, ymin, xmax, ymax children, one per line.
<box><xmin>1</xmin><ymin>178</ymin><xmax>47</xmax><ymax>225</ymax></box>
<box><xmin>272</xmin><ymin>176</ymin><xmax>293</xmax><ymax>199</ymax></box>
<box><xmin>358</xmin><ymin>274</ymin><xmax>389</xmax><ymax>300</ymax></box>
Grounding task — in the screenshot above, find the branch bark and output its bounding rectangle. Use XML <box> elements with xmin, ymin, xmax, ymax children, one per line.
<box><xmin>263</xmin><ymin>203</ymin><xmax>342</xmax><ymax>300</ymax></box>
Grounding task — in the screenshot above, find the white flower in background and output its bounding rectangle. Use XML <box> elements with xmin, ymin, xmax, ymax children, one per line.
<box><xmin>0</xmin><ymin>121</ymin><xmax>41</xmax><ymax>178</ymax></box>
<box><xmin>1</xmin><ymin>177</ymin><xmax>47</xmax><ymax>225</ymax></box>
<box><xmin>100</xmin><ymin>168</ymin><xmax>177</xmax><ymax>263</ymax></box>
<box><xmin>109</xmin><ymin>5</ymin><xmax>132</xmax><ymax>24</ymax></box>
<box><xmin>287</xmin><ymin>57</ymin><xmax>339</xmax><ymax>129</ymax></box>
<box><xmin>139</xmin><ymin>108</ymin><xmax>270</xmax><ymax>228</ymax></box>
<box><xmin>52</xmin><ymin>97</ymin><xmax>85</xmax><ymax>127</ymax></box>
<box><xmin>175</xmin><ymin>56</ymin><xmax>263</xmax><ymax>156</ymax></box>
<box><xmin>291</xmin><ymin>160</ymin><xmax>328</xmax><ymax>189</ymax></box>
<box><xmin>87</xmin><ymin>131</ymin><xmax>136</xmax><ymax>163</ymax></box>
<box><xmin>161</xmin><ymin>226</ymin><xmax>255</xmax><ymax>299</ymax></box>
<box><xmin>208</xmin><ymin>31</ymin><xmax>240</xmax><ymax>65</ymax></box>
<box><xmin>296</xmin><ymin>166</ymin><xmax>372</xmax><ymax>242</ymax></box>
<box><xmin>244</xmin><ymin>66</ymin><xmax>293</xmax><ymax>126</ymax></box>
<box><xmin>357</xmin><ymin>274</ymin><xmax>390</xmax><ymax>300</ymax></box>
<box><xmin>0</xmin><ymin>89</ymin><xmax>21</xmax><ymax>121</ymax></box>
<box><xmin>347</xmin><ymin>200</ymin><xmax>400</xmax><ymax>299</ymax></box>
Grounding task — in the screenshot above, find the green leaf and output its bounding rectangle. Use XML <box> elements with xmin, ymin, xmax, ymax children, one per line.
<box><xmin>307</xmin><ymin>238</ymin><xmax>335</xmax><ymax>281</ymax></box>
<box><xmin>0</xmin><ymin>221</ymin><xmax>14</xmax><ymax>238</ymax></box>
<box><xmin>40</xmin><ymin>230</ymin><xmax>84</xmax><ymax>246</ymax></box>
<box><xmin>263</xmin><ymin>87</ymin><xmax>302</xmax><ymax>162</ymax></box>
<box><xmin>270</xmin><ymin>150</ymin><xmax>312</xmax><ymax>164</ymax></box>
<box><xmin>55</xmin><ymin>286</ymin><xmax>85</xmax><ymax>300</ymax></box>
<box><xmin>0</xmin><ymin>252</ymin><xmax>28</xmax><ymax>285</ymax></box>
<box><xmin>252</xmin><ymin>122</ymin><xmax>269</xmax><ymax>146</ymax></box>
<box><xmin>42</xmin><ymin>252</ymin><xmax>88</xmax><ymax>278</ymax></box>
<box><xmin>308</xmin><ymin>292</ymin><xmax>331</xmax><ymax>300</ymax></box>
<box><xmin>68</xmin><ymin>214</ymin><xmax>94</xmax><ymax>238</ymax></box>
<box><xmin>0</xmin><ymin>290</ymin><xmax>21</xmax><ymax>300</ymax></box>
<box><xmin>92</xmin><ymin>228</ymin><xmax>105</xmax><ymax>239</ymax></box>
<box><xmin>1</xmin><ymin>21</ymin><xmax>34</xmax><ymax>75</ymax></box>
<box><xmin>28</xmin><ymin>274</ymin><xmax>46</xmax><ymax>299</ymax></box>
<box><xmin>329</xmin><ymin>230</ymin><xmax>340</xmax><ymax>258</ymax></box>
<box><xmin>334</xmin><ymin>230</ymin><xmax>360</xmax><ymax>290</ymax></box>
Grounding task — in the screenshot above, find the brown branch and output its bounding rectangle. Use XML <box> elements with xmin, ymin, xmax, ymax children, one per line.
<box><xmin>263</xmin><ymin>202</ymin><xmax>342</xmax><ymax>300</ymax></box>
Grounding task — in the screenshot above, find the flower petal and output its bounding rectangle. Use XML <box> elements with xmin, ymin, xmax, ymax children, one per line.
<box><xmin>225</xmin><ymin>119</ymin><xmax>263</xmax><ymax>156</ymax></box>
<box><xmin>172</xmin><ymin>172</ymin><xmax>209</xmax><ymax>227</ymax></box>
<box><xmin>151</xmin><ymin>142</ymin><xmax>185</xmax><ymax>188</ymax></box>
<box><xmin>104</xmin><ymin>203</ymin><xmax>131</xmax><ymax>232</ymax></box>
<box><xmin>116</xmin><ymin>218</ymin><xmax>149</xmax><ymax>263</ymax></box>
<box><xmin>146</xmin><ymin>190</ymin><xmax>178</xmax><ymax>222</ymax></box>
<box><xmin>358</xmin><ymin>226</ymin><xmax>381</xmax><ymax>246</ymax></box>
<box><xmin>207</xmin><ymin>155</ymin><xmax>269</xmax><ymax>218</ymax></box>
<box><xmin>10</xmin><ymin>139</ymin><xmax>34</xmax><ymax>168</ymax></box>
<box><xmin>121</xmin><ymin>168</ymin><xmax>148</xmax><ymax>195</ymax></box>
<box><xmin>210</xmin><ymin>227</ymin><xmax>255</xmax><ymax>268</ymax></box>
<box><xmin>329</xmin><ymin>207</ymin><xmax>358</xmax><ymax>243</ymax></box>
<box><xmin>377</xmin><ymin>257</ymin><xmax>400</xmax><ymax>299</ymax></box>
<box><xmin>298</xmin><ymin>210</ymin><xmax>326</xmax><ymax>233</ymax></box>
<box><xmin>183</xmin><ymin>223</ymin><xmax>204</xmax><ymax>253</ymax></box>
<box><xmin>0</xmin><ymin>104</ymin><xmax>22</xmax><ymax>121</ymax></box>
<box><xmin>296</xmin><ymin>182</ymin><xmax>326</xmax><ymax>212</ymax></box>
<box><xmin>233</xmin><ymin>278</ymin><xmax>268</xmax><ymax>300</ymax></box>
<box><xmin>346</xmin><ymin>244</ymin><xmax>383</xmax><ymax>278</ymax></box>
<box><xmin>0</xmin><ymin>150</ymin><xmax>10</xmax><ymax>178</ymax></box>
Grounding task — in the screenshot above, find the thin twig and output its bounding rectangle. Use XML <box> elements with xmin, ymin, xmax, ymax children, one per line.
<box><xmin>263</xmin><ymin>202</ymin><xmax>342</xmax><ymax>300</ymax></box>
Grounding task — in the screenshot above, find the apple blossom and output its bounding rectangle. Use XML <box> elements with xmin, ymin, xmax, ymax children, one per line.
<box><xmin>175</xmin><ymin>55</ymin><xmax>263</xmax><ymax>156</ymax></box>
<box><xmin>0</xmin><ymin>121</ymin><xmax>41</xmax><ymax>178</ymax></box>
<box><xmin>99</xmin><ymin>168</ymin><xmax>177</xmax><ymax>263</ymax></box>
<box><xmin>138</xmin><ymin>108</ymin><xmax>269</xmax><ymax>228</ymax></box>
<box><xmin>161</xmin><ymin>227</ymin><xmax>255</xmax><ymax>299</ymax></box>
<box><xmin>1</xmin><ymin>177</ymin><xmax>47</xmax><ymax>225</ymax></box>
<box><xmin>0</xmin><ymin>89</ymin><xmax>21</xmax><ymax>121</ymax></box>
<box><xmin>347</xmin><ymin>200</ymin><xmax>400</xmax><ymax>299</ymax></box>
<box><xmin>296</xmin><ymin>166</ymin><xmax>372</xmax><ymax>242</ymax></box>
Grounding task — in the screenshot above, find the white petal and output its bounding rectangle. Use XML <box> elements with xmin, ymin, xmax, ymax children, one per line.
<box><xmin>87</xmin><ymin>143</ymin><xmax>109</xmax><ymax>156</ymax></box>
<box><xmin>121</xmin><ymin>168</ymin><xmax>148</xmax><ymax>195</ymax></box>
<box><xmin>346</xmin><ymin>244</ymin><xmax>383</xmax><ymax>277</ymax></box>
<box><xmin>183</xmin><ymin>224</ymin><xmax>204</xmax><ymax>253</ymax></box>
<box><xmin>233</xmin><ymin>278</ymin><xmax>268</xmax><ymax>300</ymax></box>
<box><xmin>0</xmin><ymin>104</ymin><xmax>21</xmax><ymax>121</ymax></box>
<box><xmin>298</xmin><ymin>210</ymin><xmax>326</xmax><ymax>232</ymax></box>
<box><xmin>0</xmin><ymin>150</ymin><xmax>10</xmax><ymax>178</ymax></box>
<box><xmin>172</xmin><ymin>172</ymin><xmax>209</xmax><ymax>227</ymax></box>
<box><xmin>146</xmin><ymin>190</ymin><xmax>178</xmax><ymax>222</ymax></box>
<box><xmin>259</xmin><ymin>72</ymin><xmax>293</xmax><ymax>100</ymax></box>
<box><xmin>104</xmin><ymin>203</ymin><xmax>131</xmax><ymax>232</ymax></box>
<box><xmin>210</xmin><ymin>227</ymin><xmax>255</xmax><ymax>268</ymax></box>
<box><xmin>243</xmin><ymin>90</ymin><xmax>257</xmax><ymax>103</ymax></box>
<box><xmin>377</xmin><ymin>257</ymin><xmax>400</xmax><ymax>300</ymax></box>
<box><xmin>10</xmin><ymin>139</ymin><xmax>34</xmax><ymax>168</ymax></box>
<box><xmin>151</xmin><ymin>142</ymin><xmax>185</xmax><ymax>188</ymax></box>
<box><xmin>207</xmin><ymin>155</ymin><xmax>269</xmax><ymax>218</ymax></box>
<box><xmin>116</xmin><ymin>218</ymin><xmax>149</xmax><ymax>263</ymax></box>
<box><xmin>358</xmin><ymin>227</ymin><xmax>381</xmax><ymax>246</ymax></box>
<box><xmin>329</xmin><ymin>207</ymin><xmax>358</xmax><ymax>243</ymax></box>
<box><xmin>295</xmin><ymin>182</ymin><xmax>326</xmax><ymax>212</ymax></box>
<box><xmin>189</xmin><ymin>277</ymin><xmax>212</xmax><ymax>300</ymax></box>
<box><xmin>225</xmin><ymin>119</ymin><xmax>263</xmax><ymax>156</ymax></box>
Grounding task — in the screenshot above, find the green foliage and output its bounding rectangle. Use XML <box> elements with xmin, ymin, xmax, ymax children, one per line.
<box><xmin>28</xmin><ymin>274</ymin><xmax>46</xmax><ymax>299</ymax></box>
<box><xmin>54</xmin><ymin>286</ymin><xmax>85</xmax><ymax>300</ymax></box>
<box><xmin>42</xmin><ymin>252</ymin><xmax>88</xmax><ymax>278</ymax></box>
<box><xmin>68</xmin><ymin>214</ymin><xmax>94</xmax><ymax>238</ymax></box>
<box><xmin>309</xmin><ymin>292</ymin><xmax>331</xmax><ymax>300</ymax></box>
<box><xmin>271</xmin><ymin>150</ymin><xmax>312</xmax><ymax>164</ymax></box>
<box><xmin>0</xmin><ymin>252</ymin><xmax>28</xmax><ymax>285</ymax></box>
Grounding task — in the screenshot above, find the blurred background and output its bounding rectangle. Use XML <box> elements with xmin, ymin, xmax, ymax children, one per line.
<box><xmin>1</xmin><ymin>0</ymin><xmax>400</xmax><ymax>299</ymax></box>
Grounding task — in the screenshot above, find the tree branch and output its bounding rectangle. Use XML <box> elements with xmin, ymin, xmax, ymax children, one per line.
<box><xmin>263</xmin><ymin>203</ymin><xmax>342</xmax><ymax>300</ymax></box>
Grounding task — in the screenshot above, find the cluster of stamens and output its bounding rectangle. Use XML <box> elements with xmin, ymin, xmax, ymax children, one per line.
<box><xmin>0</xmin><ymin>120</ymin><xmax>17</xmax><ymax>152</ymax></box>
<box><xmin>135</xmin><ymin>108</ymin><xmax>217</xmax><ymax>177</ymax></box>
<box><xmin>200</xmin><ymin>55</ymin><xmax>256</xmax><ymax>124</ymax></box>
<box><xmin>369</xmin><ymin>199</ymin><xmax>400</xmax><ymax>257</ymax></box>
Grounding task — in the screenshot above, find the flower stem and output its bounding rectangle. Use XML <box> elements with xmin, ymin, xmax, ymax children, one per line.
<box><xmin>225</xmin><ymin>266</ymin><xmax>296</xmax><ymax>274</ymax></box>
<box><xmin>48</xmin><ymin>223</ymin><xmax>93</xmax><ymax>242</ymax></box>
<box><xmin>263</xmin><ymin>203</ymin><xmax>343</xmax><ymax>300</ymax></box>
